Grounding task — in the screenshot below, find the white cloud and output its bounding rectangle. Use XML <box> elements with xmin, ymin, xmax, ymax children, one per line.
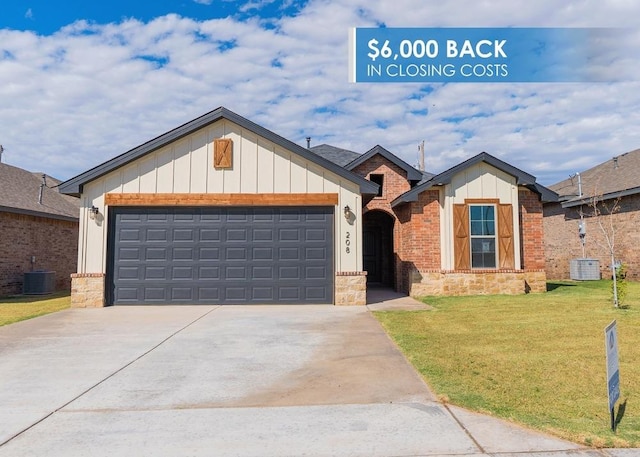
<box><xmin>24</xmin><ymin>8</ymin><xmax>33</xmax><ymax>20</ymax></box>
<box><xmin>0</xmin><ymin>1</ymin><xmax>639</xmax><ymax>185</ymax></box>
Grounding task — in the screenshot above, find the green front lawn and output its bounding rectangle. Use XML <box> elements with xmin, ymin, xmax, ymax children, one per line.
<box><xmin>374</xmin><ymin>280</ymin><xmax>640</xmax><ymax>448</ymax></box>
<box><xmin>0</xmin><ymin>292</ymin><xmax>71</xmax><ymax>326</ymax></box>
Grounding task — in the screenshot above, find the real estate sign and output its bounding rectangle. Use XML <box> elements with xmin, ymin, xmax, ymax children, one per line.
<box><xmin>605</xmin><ymin>320</ymin><xmax>620</xmax><ymax>412</ymax></box>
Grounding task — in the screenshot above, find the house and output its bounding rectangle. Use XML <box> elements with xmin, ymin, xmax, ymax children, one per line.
<box><xmin>544</xmin><ymin>148</ymin><xmax>640</xmax><ymax>280</ymax></box>
<box><xmin>0</xmin><ymin>163</ymin><xmax>80</xmax><ymax>295</ymax></box>
<box><xmin>59</xmin><ymin>107</ymin><xmax>555</xmax><ymax>307</ymax></box>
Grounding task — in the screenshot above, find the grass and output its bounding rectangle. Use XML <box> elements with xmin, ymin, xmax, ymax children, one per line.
<box><xmin>0</xmin><ymin>292</ymin><xmax>71</xmax><ymax>326</ymax></box>
<box><xmin>374</xmin><ymin>280</ymin><xmax>640</xmax><ymax>448</ymax></box>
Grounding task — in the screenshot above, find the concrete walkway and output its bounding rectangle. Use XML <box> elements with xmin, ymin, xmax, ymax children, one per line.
<box><xmin>0</xmin><ymin>304</ymin><xmax>634</xmax><ymax>456</ymax></box>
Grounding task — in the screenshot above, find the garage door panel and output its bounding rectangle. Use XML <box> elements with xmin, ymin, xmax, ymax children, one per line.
<box><xmin>252</xmin><ymin>247</ymin><xmax>273</xmax><ymax>260</ymax></box>
<box><xmin>146</xmin><ymin>248</ymin><xmax>167</xmax><ymax>260</ymax></box>
<box><xmin>109</xmin><ymin>206</ymin><xmax>333</xmax><ymax>305</ymax></box>
<box><xmin>119</xmin><ymin>229</ymin><xmax>141</xmax><ymax>241</ymax></box>
<box><xmin>200</xmin><ymin>228</ymin><xmax>220</xmax><ymax>241</ymax></box>
<box><xmin>226</xmin><ymin>247</ymin><xmax>247</xmax><ymax>260</ymax></box>
<box><xmin>226</xmin><ymin>228</ymin><xmax>248</xmax><ymax>242</ymax></box>
<box><xmin>198</xmin><ymin>266</ymin><xmax>219</xmax><ymax>280</ymax></box>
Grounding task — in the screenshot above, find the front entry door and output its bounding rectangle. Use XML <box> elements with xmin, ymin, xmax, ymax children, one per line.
<box><xmin>363</xmin><ymin>228</ymin><xmax>382</xmax><ymax>283</ymax></box>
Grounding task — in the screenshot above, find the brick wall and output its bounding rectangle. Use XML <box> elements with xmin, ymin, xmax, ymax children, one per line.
<box><xmin>544</xmin><ymin>193</ymin><xmax>640</xmax><ymax>279</ymax></box>
<box><xmin>0</xmin><ymin>212</ymin><xmax>78</xmax><ymax>296</ymax></box>
<box><xmin>519</xmin><ymin>189</ymin><xmax>545</xmax><ymax>270</ymax></box>
<box><xmin>352</xmin><ymin>156</ymin><xmax>412</xmax><ymax>208</ymax></box>
<box><xmin>353</xmin><ymin>155</ymin><xmax>443</xmax><ymax>294</ymax></box>
<box><xmin>353</xmin><ymin>154</ymin><xmax>413</xmax><ymax>291</ymax></box>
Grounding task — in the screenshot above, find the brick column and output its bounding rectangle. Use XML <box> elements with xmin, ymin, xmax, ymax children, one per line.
<box><xmin>519</xmin><ymin>189</ymin><xmax>546</xmax><ymax>270</ymax></box>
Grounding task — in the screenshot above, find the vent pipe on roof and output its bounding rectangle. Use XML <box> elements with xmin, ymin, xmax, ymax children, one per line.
<box><xmin>613</xmin><ymin>156</ymin><xmax>619</xmax><ymax>169</ymax></box>
<box><xmin>38</xmin><ymin>174</ymin><xmax>46</xmax><ymax>205</ymax></box>
<box><xmin>0</xmin><ymin>144</ymin><xmax>4</xmax><ymax>163</ymax></box>
<box><xmin>418</xmin><ymin>140</ymin><xmax>425</xmax><ymax>171</ymax></box>
<box><xmin>576</xmin><ymin>172</ymin><xmax>582</xmax><ymax>198</ymax></box>
<box><xmin>306</xmin><ymin>137</ymin><xmax>311</xmax><ymax>149</ymax></box>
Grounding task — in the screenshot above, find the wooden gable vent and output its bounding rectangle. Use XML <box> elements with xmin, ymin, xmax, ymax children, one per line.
<box><xmin>214</xmin><ymin>138</ymin><xmax>233</xmax><ymax>169</ymax></box>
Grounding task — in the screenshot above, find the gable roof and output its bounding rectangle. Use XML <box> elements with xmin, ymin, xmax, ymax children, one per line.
<box><xmin>391</xmin><ymin>151</ymin><xmax>558</xmax><ymax>207</ymax></box>
<box><xmin>345</xmin><ymin>145</ymin><xmax>424</xmax><ymax>181</ymax></box>
<box><xmin>0</xmin><ymin>163</ymin><xmax>79</xmax><ymax>221</ymax></box>
<box><xmin>309</xmin><ymin>144</ymin><xmax>361</xmax><ymax>167</ymax></box>
<box><xmin>58</xmin><ymin>107</ymin><xmax>379</xmax><ymax>197</ymax></box>
<box><xmin>549</xmin><ymin>148</ymin><xmax>640</xmax><ymax>207</ymax></box>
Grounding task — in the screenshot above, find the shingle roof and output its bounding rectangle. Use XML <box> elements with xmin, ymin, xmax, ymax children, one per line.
<box><xmin>0</xmin><ymin>163</ymin><xmax>79</xmax><ymax>221</ymax></box>
<box><xmin>549</xmin><ymin>148</ymin><xmax>640</xmax><ymax>206</ymax></box>
<box><xmin>309</xmin><ymin>144</ymin><xmax>361</xmax><ymax>166</ymax></box>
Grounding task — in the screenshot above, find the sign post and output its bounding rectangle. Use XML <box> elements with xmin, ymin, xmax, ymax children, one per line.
<box><xmin>605</xmin><ymin>320</ymin><xmax>620</xmax><ymax>431</ymax></box>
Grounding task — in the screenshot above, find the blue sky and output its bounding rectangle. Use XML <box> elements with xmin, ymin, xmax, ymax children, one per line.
<box><xmin>1</xmin><ymin>1</ymin><xmax>639</xmax><ymax>185</ymax></box>
<box><xmin>1</xmin><ymin>1</ymin><xmax>308</xmax><ymax>33</ymax></box>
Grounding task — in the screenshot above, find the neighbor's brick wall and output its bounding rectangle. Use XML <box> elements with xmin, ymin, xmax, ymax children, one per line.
<box><xmin>0</xmin><ymin>212</ymin><xmax>78</xmax><ymax>296</ymax></box>
<box><xmin>519</xmin><ymin>189</ymin><xmax>545</xmax><ymax>270</ymax></box>
<box><xmin>544</xmin><ymin>194</ymin><xmax>640</xmax><ymax>280</ymax></box>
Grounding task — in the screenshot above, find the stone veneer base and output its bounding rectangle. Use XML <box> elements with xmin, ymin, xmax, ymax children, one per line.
<box><xmin>334</xmin><ymin>272</ymin><xmax>367</xmax><ymax>306</ymax></box>
<box><xmin>409</xmin><ymin>270</ymin><xmax>547</xmax><ymax>297</ymax></box>
<box><xmin>70</xmin><ymin>272</ymin><xmax>369</xmax><ymax>307</ymax></box>
<box><xmin>70</xmin><ymin>273</ymin><xmax>105</xmax><ymax>308</ymax></box>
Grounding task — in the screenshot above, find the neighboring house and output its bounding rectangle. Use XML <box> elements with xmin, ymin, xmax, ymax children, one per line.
<box><xmin>59</xmin><ymin>107</ymin><xmax>555</xmax><ymax>307</ymax></box>
<box><xmin>544</xmin><ymin>148</ymin><xmax>640</xmax><ymax>280</ymax></box>
<box><xmin>0</xmin><ymin>163</ymin><xmax>80</xmax><ymax>295</ymax></box>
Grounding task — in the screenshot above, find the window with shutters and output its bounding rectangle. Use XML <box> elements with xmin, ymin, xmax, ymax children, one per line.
<box><xmin>454</xmin><ymin>201</ymin><xmax>515</xmax><ymax>270</ymax></box>
<box><xmin>469</xmin><ymin>205</ymin><xmax>496</xmax><ymax>268</ymax></box>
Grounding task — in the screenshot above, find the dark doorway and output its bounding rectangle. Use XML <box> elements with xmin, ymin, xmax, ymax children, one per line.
<box><xmin>363</xmin><ymin>210</ymin><xmax>395</xmax><ymax>286</ymax></box>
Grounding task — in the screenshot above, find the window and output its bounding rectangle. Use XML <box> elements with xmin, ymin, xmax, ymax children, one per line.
<box><xmin>370</xmin><ymin>174</ymin><xmax>384</xmax><ymax>197</ymax></box>
<box><xmin>469</xmin><ymin>205</ymin><xmax>496</xmax><ymax>268</ymax></box>
<box><xmin>453</xmin><ymin>202</ymin><xmax>514</xmax><ymax>270</ymax></box>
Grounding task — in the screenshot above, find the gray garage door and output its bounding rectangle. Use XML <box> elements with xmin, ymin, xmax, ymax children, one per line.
<box><xmin>107</xmin><ymin>206</ymin><xmax>334</xmax><ymax>305</ymax></box>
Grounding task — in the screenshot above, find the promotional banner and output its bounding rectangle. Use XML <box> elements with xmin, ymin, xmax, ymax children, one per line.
<box><xmin>349</xmin><ymin>27</ymin><xmax>624</xmax><ymax>83</ymax></box>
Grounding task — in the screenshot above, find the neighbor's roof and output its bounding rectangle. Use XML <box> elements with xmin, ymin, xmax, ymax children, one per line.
<box><xmin>391</xmin><ymin>151</ymin><xmax>558</xmax><ymax>207</ymax></box>
<box><xmin>549</xmin><ymin>148</ymin><xmax>640</xmax><ymax>207</ymax></box>
<box><xmin>59</xmin><ymin>107</ymin><xmax>379</xmax><ymax>197</ymax></box>
<box><xmin>0</xmin><ymin>163</ymin><xmax>79</xmax><ymax>221</ymax></box>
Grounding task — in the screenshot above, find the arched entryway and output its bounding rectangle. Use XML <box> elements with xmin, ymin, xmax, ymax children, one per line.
<box><xmin>363</xmin><ymin>210</ymin><xmax>395</xmax><ymax>286</ymax></box>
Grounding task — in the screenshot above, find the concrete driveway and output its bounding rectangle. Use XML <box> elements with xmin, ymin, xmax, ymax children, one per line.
<box><xmin>0</xmin><ymin>305</ymin><xmax>620</xmax><ymax>456</ymax></box>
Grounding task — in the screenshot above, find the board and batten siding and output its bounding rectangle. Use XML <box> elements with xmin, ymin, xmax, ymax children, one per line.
<box><xmin>78</xmin><ymin>119</ymin><xmax>362</xmax><ymax>276</ymax></box>
<box><xmin>440</xmin><ymin>162</ymin><xmax>522</xmax><ymax>270</ymax></box>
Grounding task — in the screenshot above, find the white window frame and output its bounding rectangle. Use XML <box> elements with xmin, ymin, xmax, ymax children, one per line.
<box><xmin>469</xmin><ymin>203</ymin><xmax>498</xmax><ymax>269</ymax></box>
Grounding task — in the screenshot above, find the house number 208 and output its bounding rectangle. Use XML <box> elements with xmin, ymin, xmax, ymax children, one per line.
<box><xmin>345</xmin><ymin>231</ymin><xmax>351</xmax><ymax>253</ymax></box>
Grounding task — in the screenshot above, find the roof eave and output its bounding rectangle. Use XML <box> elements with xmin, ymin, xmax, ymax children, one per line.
<box><xmin>345</xmin><ymin>145</ymin><xmax>423</xmax><ymax>181</ymax></box>
<box><xmin>561</xmin><ymin>185</ymin><xmax>640</xmax><ymax>208</ymax></box>
<box><xmin>0</xmin><ymin>205</ymin><xmax>79</xmax><ymax>222</ymax></box>
<box><xmin>391</xmin><ymin>181</ymin><xmax>437</xmax><ymax>208</ymax></box>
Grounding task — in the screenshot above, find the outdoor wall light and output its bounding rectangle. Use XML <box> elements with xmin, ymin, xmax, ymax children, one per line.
<box><xmin>89</xmin><ymin>205</ymin><xmax>100</xmax><ymax>220</ymax></box>
<box><xmin>343</xmin><ymin>205</ymin><xmax>351</xmax><ymax>220</ymax></box>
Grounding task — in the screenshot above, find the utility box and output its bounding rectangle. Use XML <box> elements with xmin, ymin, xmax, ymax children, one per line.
<box><xmin>570</xmin><ymin>258</ymin><xmax>600</xmax><ymax>280</ymax></box>
<box><xmin>23</xmin><ymin>271</ymin><xmax>56</xmax><ymax>294</ymax></box>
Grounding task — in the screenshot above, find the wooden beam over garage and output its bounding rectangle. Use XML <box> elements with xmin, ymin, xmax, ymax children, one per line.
<box><xmin>105</xmin><ymin>193</ymin><xmax>339</xmax><ymax>207</ymax></box>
